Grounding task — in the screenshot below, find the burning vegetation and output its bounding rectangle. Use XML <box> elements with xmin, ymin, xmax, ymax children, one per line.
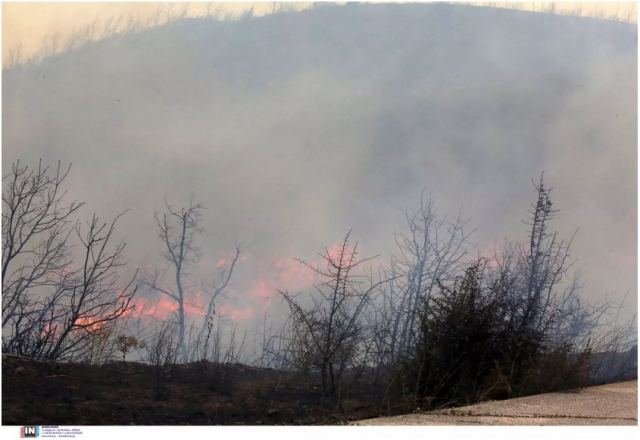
<box><xmin>1</xmin><ymin>159</ymin><xmax>636</xmax><ymax>424</ymax></box>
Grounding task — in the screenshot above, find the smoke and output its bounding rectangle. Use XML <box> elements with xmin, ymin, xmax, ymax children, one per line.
<box><xmin>2</xmin><ymin>3</ymin><xmax>637</xmax><ymax>334</ymax></box>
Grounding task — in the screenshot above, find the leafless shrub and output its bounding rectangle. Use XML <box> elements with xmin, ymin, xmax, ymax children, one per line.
<box><xmin>388</xmin><ymin>194</ymin><xmax>472</xmax><ymax>362</ymax></box>
<box><xmin>278</xmin><ymin>231</ymin><xmax>389</xmax><ymax>406</ymax></box>
<box><xmin>145</xmin><ymin>321</ymin><xmax>179</xmax><ymax>399</ymax></box>
<box><xmin>587</xmin><ymin>294</ymin><xmax>637</xmax><ymax>383</ymax></box>
<box><xmin>83</xmin><ymin>321</ymin><xmax>118</xmax><ymax>364</ymax></box>
<box><xmin>253</xmin><ymin>314</ymin><xmax>296</xmax><ymax>371</ymax></box>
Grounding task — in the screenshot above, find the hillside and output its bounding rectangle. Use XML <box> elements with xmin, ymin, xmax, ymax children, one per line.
<box><xmin>2</xmin><ymin>3</ymin><xmax>637</xmax><ymax>331</ymax></box>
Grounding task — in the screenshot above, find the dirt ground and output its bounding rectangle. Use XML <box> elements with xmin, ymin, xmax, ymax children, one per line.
<box><xmin>352</xmin><ymin>380</ymin><xmax>638</xmax><ymax>425</ymax></box>
<box><xmin>1</xmin><ymin>354</ymin><xmax>379</xmax><ymax>425</ymax></box>
<box><xmin>3</xmin><ymin>353</ymin><xmax>637</xmax><ymax>426</ymax></box>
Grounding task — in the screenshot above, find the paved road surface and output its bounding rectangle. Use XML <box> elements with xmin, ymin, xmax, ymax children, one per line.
<box><xmin>353</xmin><ymin>380</ymin><xmax>637</xmax><ymax>425</ymax></box>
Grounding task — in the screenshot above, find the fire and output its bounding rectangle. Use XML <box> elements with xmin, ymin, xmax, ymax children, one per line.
<box><xmin>250</xmin><ymin>279</ymin><xmax>273</xmax><ymax>299</ymax></box>
<box><xmin>327</xmin><ymin>242</ymin><xmax>345</xmax><ymax>261</ymax></box>
<box><xmin>121</xmin><ymin>249</ymin><xmax>333</xmax><ymax>326</ymax></box>
<box><xmin>249</xmin><ymin>256</ymin><xmax>315</xmax><ymax>300</ymax></box>
<box><xmin>74</xmin><ymin>316</ymin><xmax>106</xmax><ymax>332</ymax></box>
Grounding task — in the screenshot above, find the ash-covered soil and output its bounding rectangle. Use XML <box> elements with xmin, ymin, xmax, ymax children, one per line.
<box><xmin>1</xmin><ymin>354</ymin><xmax>380</xmax><ymax>425</ymax></box>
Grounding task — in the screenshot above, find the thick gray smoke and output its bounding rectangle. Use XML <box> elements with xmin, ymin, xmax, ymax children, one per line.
<box><xmin>2</xmin><ymin>3</ymin><xmax>637</xmax><ymax>329</ymax></box>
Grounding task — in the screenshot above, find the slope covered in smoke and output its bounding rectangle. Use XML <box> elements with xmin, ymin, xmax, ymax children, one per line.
<box><xmin>2</xmin><ymin>3</ymin><xmax>637</xmax><ymax>321</ymax></box>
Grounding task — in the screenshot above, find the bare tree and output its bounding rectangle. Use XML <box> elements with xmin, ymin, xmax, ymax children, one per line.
<box><xmin>481</xmin><ymin>175</ymin><xmax>621</xmax><ymax>384</ymax></box>
<box><xmin>2</xmin><ymin>160</ymin><xmax>136</xmax><ymax>361</ymax></box>
<box><xmin>278</xmin><ymin>231</ymin><xmax>388</xmax><ymax>405</ymax></box>
<box><xmin>148</xmin><ymin>199</ymin><xmax>202</xmax><ymax>360</ymax></box>
<box><xmin>148</xmin><ymin>199</ymin><xmax>239</xmax><ymax>362</ymax></box>
<box><xmin>491</xmin><ymin>174</ymin><xmax>584</xmax><ymax>340</ymax></box>
<box><xmin>379</xmin><ymin>193</ymin><xmax>473</xmax><ymax>364</ymax></box>
<box><xmin>45</xmin><ymin>214</ymin><xmax>136</xmax><ymax>360</ymax></box>
<box><xmin>2</xmin><ymin>160</ymin><xmax>83</xmax><ymax>325</ymax></box>
<box><xmin>519</xmin><ymin>174</ymin><xmax>575</xmax><ymax>331</ymax></box>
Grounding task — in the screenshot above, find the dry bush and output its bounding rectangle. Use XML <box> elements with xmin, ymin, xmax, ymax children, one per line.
<box><xmin>145</xmin><ymin>321</ymin><xmax>179</xmax><ymax>399</ymax></box>
<box><xmin>387</xmin><ymin>176</ymin><xmax>608</xmax><ymax>411</ymax></box>
<box><xmin>278</xmin><ymin>231</ymin><xmax>388</xmax><ymax>407</ymax></box>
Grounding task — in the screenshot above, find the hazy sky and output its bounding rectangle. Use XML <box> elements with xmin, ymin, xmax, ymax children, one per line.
<box><xmin>2</xmin><ymin>1</ymin><xmax>637</xmax><ymax>66</ymax></box>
